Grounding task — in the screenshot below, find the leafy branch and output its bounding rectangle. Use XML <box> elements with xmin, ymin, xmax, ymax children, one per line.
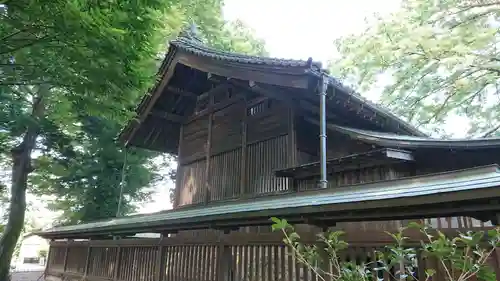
<box><xmin>271</xmin><ymin>218</ymin><xmax>500</xmax><ymax>281</ymax></box>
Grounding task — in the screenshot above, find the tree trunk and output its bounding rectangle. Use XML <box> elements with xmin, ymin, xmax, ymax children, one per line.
<box><xmin>0</xmin><ymin>93</ymin><xmax>44</xmax><ymax>281</ymax></box>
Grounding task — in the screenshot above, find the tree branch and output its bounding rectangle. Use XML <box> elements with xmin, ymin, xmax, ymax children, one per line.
<box><xmin>481</xmin><ymin>123</ymin><xmax>500</xmax><ymax>137</ymax></box>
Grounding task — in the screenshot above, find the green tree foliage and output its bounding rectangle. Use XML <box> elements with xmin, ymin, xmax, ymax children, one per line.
<box><xmin>30</xmin><ymin>117</ymin><xmax>164</xmax><ymax>224</ymax></box>
<box><xmin>0</xmin><ymin>0</ymin><xmax>266</xmax><ymax>276</ymax></box>
<box><xmin>330</xmin><ymin>0</ymin><xmax>500</xmax><ymax>137</ymax></box>
<box><xmin>0</xmin><ymin>0</ymin><xmax>167</xmax><ymax>276</ymax></box>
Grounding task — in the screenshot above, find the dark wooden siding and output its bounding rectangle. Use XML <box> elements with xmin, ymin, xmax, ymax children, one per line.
<box><xmin>176</xmin><ymin>95</ymin><xmax>292</xmax><ymax>205</ymax></box>
<box><xmin>180</xmin><ymin>116</ymin><xmax>209</xmax><ymax>164</ymax></box>
<box><xmin>245</xmin><ymin>135</ymin><xmax>290</xmax><ymax>195</ymax></box>
<box><xmin>47</xmin><ymin>221</ymin><xmax>499</xmax><ymax>281</ymax></box>
<box><xmin>210</xmin><ymin>148</ymin><xmax>241</xmax><ymax>201</ymax></box>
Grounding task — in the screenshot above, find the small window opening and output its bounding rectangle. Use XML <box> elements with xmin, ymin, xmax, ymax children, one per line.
<box><xmin>247</xmin><ymin>100</ymin><xmax>269</xmax><ymax>116</ymax></box>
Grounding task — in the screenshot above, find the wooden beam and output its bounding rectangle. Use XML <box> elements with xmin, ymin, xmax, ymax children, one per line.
<box><xmin>149</xmin><ymin>110</ymin><xmax>185</xmax><ymax>123</ymax></box>
<box><xmin>185</xmin><ymin>92</ymin><xmax>244</xmax><ymax>125</ymax></box>
<box><xmin>231</xmin><ymin>80</ymin><xmax>296</xmax><ymax>107</ymax></box>
<box><xmin>197</xmin><ymin>82</ymin><xmax>231</xmax><ymax>101</ymax></box>
<box><xmin>124</xmin><ymin>56</ymin><xmax>180</xmax><ymax>146</ymax></box>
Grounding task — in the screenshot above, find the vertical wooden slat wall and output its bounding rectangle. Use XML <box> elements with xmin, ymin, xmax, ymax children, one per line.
<box><xmin>48</xmin><ymin>239</ymin><xmax>499</xmax><ymax>281</ymax></box>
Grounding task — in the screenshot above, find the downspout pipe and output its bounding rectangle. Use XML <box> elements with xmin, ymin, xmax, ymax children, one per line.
<box><xmin>319</xmin><ymin>75</ymin><xmax>329</xmax><ymax>189</ymax></box>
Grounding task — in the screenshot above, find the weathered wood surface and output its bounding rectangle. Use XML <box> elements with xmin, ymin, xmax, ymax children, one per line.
<box><xmin>45</xmin><ymin>221</ymin><xmax>498</xmax><ymax>281</ymax></box>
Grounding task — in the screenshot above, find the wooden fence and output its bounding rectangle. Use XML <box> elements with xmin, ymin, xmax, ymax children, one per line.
<box><xmin>44</xmin><ymin>223</ymin><xmax>500</xmax><ymax>281</ymax></box>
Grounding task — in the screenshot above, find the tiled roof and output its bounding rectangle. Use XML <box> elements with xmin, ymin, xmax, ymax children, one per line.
<box><xmin>325</xmin><ymin>121</ymin><xmax>500</xmax><ymax>148</ymax></box>
<box><xmin>36</xmin><ymin>165</ymin><xmax>500</xmax><ymax>239</ymax></box>
<box><xmin>171</xmin><ymin>25</ymin><xmax>423</xmax><ymax>137</ymax></box>
<box><xmin>172</xmin><ymin>38</ymin><xmax>323</xmax><ymax>69</ymax></box>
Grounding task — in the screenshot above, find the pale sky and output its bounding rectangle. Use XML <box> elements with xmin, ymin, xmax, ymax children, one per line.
<box><xmin>139</xmin><ymin>0</ymin><xmax>405</xmax><ymax>214</ymax></box>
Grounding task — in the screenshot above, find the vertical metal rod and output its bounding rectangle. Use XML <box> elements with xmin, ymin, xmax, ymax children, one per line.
<box><xmin>116</xmin><ymin>148</ymin><xmax>128</xmax><ymax>217</ymax></box>
<box><xmin>319</xmin><ymin>75</ymin><xmax>328</xmax><ymax>189</ymax></box>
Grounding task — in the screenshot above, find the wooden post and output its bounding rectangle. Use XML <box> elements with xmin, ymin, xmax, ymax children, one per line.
<box><xmin>288</xmin><ymin>106</ymin><xmax>297</xmax><ymax>166</ymax></box>
<box><xmin>240</xmin><ymin>98</ymin><xmax>247</xmax><ymax>197</ymax></box>
<box><xmin>204</xmin><ymin>113</ymin><xmax>213</xmax><ymax>204</ymax></box>
<box><xmin>173</xmin><ymin>125</ymin><xmax>183</xmax><ymax>208</ymax></box>
<box><xmin>83</xmin><ymin>245</ymin><xmax>92</xmax><ymax>278</ymax></box>
<box><xmin>493</xmin><ymin>247</ymin><xmax>500</xmax><ymax>280</ymax></box>
<box><xmin>113</xmin><ymin>246</ymin><xmax>122</xmax><ymax>281</ymax></box>
<box><xmin>43</xmin><ymin>243</ymin><xmax>53</xmax><ymax>278</ymax></box>
<box><xmin>62</xmin><ymin>243</ymin><xmax>69</xmax><ymax>272</ymax></box>
<box><xmin>154</xmin><ymin>244</ymin><xmax>166</xmax><ymax>281</ymax></box>
<box><xmin>288</xmin><ymin>106</ymin><xmax>297</xmax><ymax>192</ymax></box>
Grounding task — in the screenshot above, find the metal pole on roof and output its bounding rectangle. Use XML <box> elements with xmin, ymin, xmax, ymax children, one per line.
<box><xmin>319</xmin><ymin>75</ymin><xmax>328</xmax><ymax>189</ymax></box>
<box><xmin>116</xmin><ymin>148</ymin><xmax>128</xmax><ymax>217</ymax></box>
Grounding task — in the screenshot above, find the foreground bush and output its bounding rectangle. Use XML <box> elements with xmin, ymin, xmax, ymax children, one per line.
<box><xmin>271</xmin><ymin>218</ymin><xmax>500</xmax><ymax>281</ymax></box>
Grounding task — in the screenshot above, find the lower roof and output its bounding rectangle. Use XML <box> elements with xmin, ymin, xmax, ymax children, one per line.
<box><xmin>324</xmin><ymin>121</ymin><xmax>500</xmax><ymax>149</ymax></box>
<box><xmin>275</xmin><ymin>148</ymin><xmax>414</xmax><ymax>178</ymax></box>
<box><xmin>36</xmin><ymin>165</ymin><xmax>500</xmax><ymax>239</ymax></box>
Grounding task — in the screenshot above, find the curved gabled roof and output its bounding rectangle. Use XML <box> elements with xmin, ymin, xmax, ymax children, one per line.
<box><xmin>326</xmin><ymin>121</ymin><xmax>500</xmax><ymax>149</ymax></box>
<box><xmin>119</xmin><ymin>25</ymin><xmax>425</xmax><ymax>151</ymax></box>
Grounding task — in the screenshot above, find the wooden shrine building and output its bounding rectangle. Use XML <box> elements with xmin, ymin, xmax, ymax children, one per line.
<box><xmin>38</xmin><ymin>25</ymin><xmax>500</xmax><ymax>281</ymax></box>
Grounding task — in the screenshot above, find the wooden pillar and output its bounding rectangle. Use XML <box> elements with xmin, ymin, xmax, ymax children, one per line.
<box><xmin>43</xmin><ymin>243</ymin><xmax>53</xmax><ymax>278</ymax></box>
<box><xmin>240</xmin><ymin>98</ymin><xmax>248</xmax><ymax>197</ymax></box>
<box><xmin>83</xmin><ymin>244</ymin><xmax>92</xmax><ymax>278</ymax></box>
<box><xmin>113</xmin><ymin>246</ymin><xmax>122</xmax><ymax>281</ymax></box>
<box><xmin>217</xmin><ymin>233</ymin><xmax>233</xmax><ymax>281</ymax></box>
<box><xmin>62</xmin><ymin>243</ymin><xmax>69</xmax><ymax>272</ymax></box>
<box><xmin>173</xmin><ymin>125</ymin><xmax>183</xmax><ymax>209</ymax></box>
<box><xmin>154</xmin><ymin>244</ymin><xmax>166</xmax><ymax>281</ymax></box>
<box><xmin>288</xmin><ymin>106</ymin><xmax>298</xmax><ymax>192</ymax></box>
<box><xmin>493</xmin><ymin>247</ymin><xmax>500</xmax><ymax>280</ymax></box>
<box><xmin>204</xmin><ymin>113</ymin><xmax>213</xmax><ymax>204</ymax></box>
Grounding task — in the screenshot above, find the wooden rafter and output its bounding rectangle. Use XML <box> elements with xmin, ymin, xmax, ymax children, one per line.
<box><xmin>149</xmin><ymin>110</ymin><xmax>185</xmax><ymax>123</ymax></box>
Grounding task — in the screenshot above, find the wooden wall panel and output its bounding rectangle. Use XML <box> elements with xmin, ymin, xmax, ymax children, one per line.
<box><xmin>180</xmin><ymin>116</ymin><xmax>209</xmax><ymax>164</ymax></box>
<box><xmin>118</xmin><ymin>246</ymin><xmax>158</xmax><ymax>281</ymax></box>
<box><xmin>246</xmin><ymin>135</ymin><xmax>290</xmax><ymax>195</ymax></box>
<box><xmin>164</xmin><ymin>245</ymin><xmax>219</xmax><ymax>281</ymax></box>
<box><xmin>178</xmin><ymin>160</ymin><xmax>206</xmax><ymax>206</ymax></box>
<box><xmin>49</xmin><ymin>228</ymin><xmax>499</xmax><ymax>281</ymax></box>
<box><xmin>246</xmin><ymin>101</ymin><xmax>288</xmax><ymax>144</ymax></box>
<box><xmin>209</xmin><ymin>148</ymin><xmax>242</xmax><ymax>201</ymax></box>
<box><xmin>47</xmin><ymin>246</ymin><xmax>66</xmax><ymax>272</ymax></box>
<box><xmin>65</xmin><ymin>246</ymin><xmax>88</xmax><ymax>274</ymax></box>
<box><xmin>296</xmin><ymin>165</ymin><xmax>401</xmax><ymax>191</ymax></box>
<box><xmin>211</xmin><ymin>102</ymin><xmax>243</xmax><ymax>155</ymax></box>
<box><xmin>87</xmin><ymin>247</ymin><xmax>117</xmax><ymax>279</ymax></box>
